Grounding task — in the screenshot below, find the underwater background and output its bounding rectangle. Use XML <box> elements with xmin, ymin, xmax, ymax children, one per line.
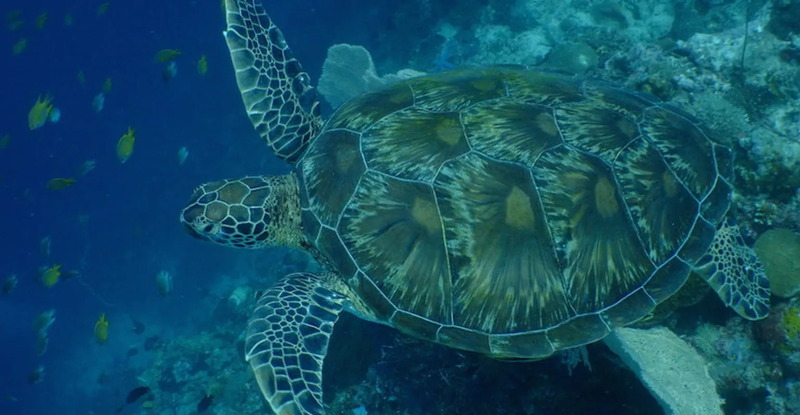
<box><xmin>2</xmin><ymin>1</ymin><xmax>800</xmax><ymax>414</ymax></box>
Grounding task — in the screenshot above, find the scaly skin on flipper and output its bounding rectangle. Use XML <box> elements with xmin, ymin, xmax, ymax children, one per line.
<box><xmin>223</xmin><ymin>0</ymin><xmax>322</xmax><ymax>163</ymax></box>
<box><xmin>246</xmin><ymin>272</ymin><xmax>347</xmax><ymax>415</ymax></box>
<box><xmin>694</xmin><ymin>220</ymin><xmax>770</xmax><ymax>320</ymax></box>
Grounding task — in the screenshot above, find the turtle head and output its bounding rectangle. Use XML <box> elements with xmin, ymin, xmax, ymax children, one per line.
<box><xmin>180</xmin><ymin>175</ymin><xmax>303</xmax><ymax>249</ymax></box>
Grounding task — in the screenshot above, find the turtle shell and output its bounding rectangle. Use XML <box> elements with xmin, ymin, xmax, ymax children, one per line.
<box><xmin>295</xmin><ymin>67</ymin><xmax>732</xmax><ymax>358</ymax></box>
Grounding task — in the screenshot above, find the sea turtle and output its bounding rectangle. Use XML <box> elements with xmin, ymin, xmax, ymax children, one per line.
<box><xmin>181</xmin><ymin>1</ymin><xmax>771</xmax><ymax>414</ymax></box>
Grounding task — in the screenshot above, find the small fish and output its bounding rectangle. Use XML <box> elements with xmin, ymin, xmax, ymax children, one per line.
<box><xmin>155</xmin><ymin>270</ymin><xmax>172</xmax><ymax>296</ymax></box>
<box><xmin>129</xmin><ymin>316</ymin><xmax>145</xmax><ymax>335</ymax></box>
<box><xmin>12</xmin><ymin>38</ymin><xmax>27</xmax><ymax>54</ymax></box>
<box><xmin>63</xmin><ymin>13</ymin><xmax>73</xmax><ymax>27</ymax></box>
<box><xmin>48</xmin><ymin>107</ymin><xmax>61</xmax><ymax>123</ymax></box>
<box><xmin>28</xmin><ymin>365</ymin><xmax>45</xmax><ymax>384</ymax></box>
<box><xmin>97</xmin><ymin>2</ymin><xmax>110</xmax><ymax>16</ymax></box>
<box><xmin>197</xmin><ymin>391</ymin><xmax>214</xmax><ymax>413</ymax></box>
<box><xmin>5</xmin><ymin>10</ymin><xmax>21</xmax><ymax>21</ymax></box>
<box><xmin>115</xmin><ymin>386</ymin><xmax>151</xmax><ymax>413</ymax></box>
<box><xmin>77</xmin><ymin>70</ymin><xmax>85</xmax><ymax>85</ymax></box>
<box><xmin>8</xmin><ymin>20</ymin><xmax>23</xmax><ymax>31</ymax></box>
<box><xmin>6</xmin><ymin>10</ymin><xmax>23</xmax><ymax>31</ymax></box>
<box><xmin>28</xmin><ymin>94</ymin><xmax>53</xmax><ymax>130</ymax></box>
<box><xmin>94</xmin><ymin>313</ymin><xmax>109</xmax><ymax>344</ymax></box>
<box><xmin>125</xmin><ymin>386</ymin><xmax>151</xmax><ymax>403</ymax></box>
<box><xmin>197</xmin><ymin>55</ymin><xmax>207</xmax><ymax>76</ymax></box>
<box><xmin>2</xmin><ymin>274</ymin><xmax>17</xmax><ymax>294</ymax></box>
<box><xmin>41</xmin><ymin>264</ymin><xmax>61</xmax><ymax>287</ymax></box>
<box><xmin>40</xmin><ymin>236</ymin><xmax>51</xmax><ymax>259</ymax></box>
<box><xmin>177</xmin><ymin>146</ymin><xmax>188</xmax><ymax>165</ymax></box>
<box><xmin>35</xmin><ymin>331</ymin><xmax>49</xmax><ymax>356</ymax></box>
<box><xmin>61</xmin><ymin>269</ymin><xmax>80</xmax><ymax>281</ymax></box>
<box><xmin>77</xmin><ymin>160</ymin><xmax>96</xmax><ymax>176</ymax></box>
<box><xmin>33</xmin><ymin>309</ymin><xmax>56</xmax><ymax>333</ymax></box>
<box><xmin>46</xmin><ymin>177</ymin><xmax>77</xmax><ymax>190</ymax></box>
<box><xmin>126</xmin><ymin>347</ymin><xmax>138</xmax><ymax>358</ymax></box>
<box><xmin>143</xmin><ymin>335</ymin><xmax>160</xmax><ymax>351</ymax></box>
<box><xmin>162</xmin><ymin>61</ymin><xmax>178</xmax><ymax>81</ymax></box>
<box><xmin>35</xmin><ymin>12</ymin><xmax>47</xmax><ymax>30</ymax></box>
<box><xmin>92</xmin><ymin>92</ymin><xmax>105</xmax><ymax>112</ymax></box>
<box><xmin>0</xmin><ymin>133</ymin><xmax>10</xmax><ymax>150</ymax></box>
<box><xmin>102</xmin><ymin>77</ymin><xmax>112</xmax><ymax>93</ymax></box>
<box><xmin>116</xmin><ymin>126</ymin><xmax>136</xmax><ymax>163</ymax></box>
<box><xmin>154</xmin><ymin>48</ymin><xmax>181</xmax><ymax>63</ymax></box>
<box><xmin>3</xmin><ymin>394</ymin><xmax>18</xmax><ymax>402</ymax></box>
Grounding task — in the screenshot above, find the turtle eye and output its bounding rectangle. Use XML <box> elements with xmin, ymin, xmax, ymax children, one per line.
<box><xmin>203</xmin><ymin>223</ymin><xmax>219</xmax><ymax>235</ymax></box>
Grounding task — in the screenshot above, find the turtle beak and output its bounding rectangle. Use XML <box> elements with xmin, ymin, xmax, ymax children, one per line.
<box><xmin>182</xmin><ymin>220</ymin><xmax>203</xmax><ymax>240</ymax></box>
<box><xmin>180</xmin><ymin>204</ymin><xmax>208</xmax><ymax>241</ymax></box>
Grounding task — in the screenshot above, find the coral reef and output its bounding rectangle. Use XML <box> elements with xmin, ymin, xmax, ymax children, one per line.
<box><xmin>317</xmin><ymin>44</ymin><xmax>424</xmax><ymax>108</ymax></box>
<box><xmin>755</xmin><ymin>297</ymin><xmax>800</xmax><ymax>376</ymax></box>
<box><xmin>138</xmin><ymin>303</ymin><xmax>267</xmax><ymax>415</ymax></box>
<box><xmin>755</xmin><ymin>229</ymin><xmax>800</xmax><ymax>298</ymax></box>
<box><xmin>605</xmin><ymin>327</ymin><xmax>723</xmax><ymax>415</ymax></box>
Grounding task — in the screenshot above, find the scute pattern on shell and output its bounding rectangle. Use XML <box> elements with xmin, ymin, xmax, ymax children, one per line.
<box><xmin>297</xmin><ymin>66</ymin><xmax>730</xmax><ymax>357</ymax></box>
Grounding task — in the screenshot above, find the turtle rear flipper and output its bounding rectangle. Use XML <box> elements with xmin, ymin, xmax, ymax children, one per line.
<box><xmin>246</xmin><ymin>272</ymin><xmax>346</xmax><ymax>415</ymax></box>
<box><xmin>694</xmin><ymin>221</ymin><xmax>770</xmax><ymax>320</ymax></box>
<box><xmin>224</xmin><ymin>0</ymin><xmax>322</xmax><ymax>163</ymax></box>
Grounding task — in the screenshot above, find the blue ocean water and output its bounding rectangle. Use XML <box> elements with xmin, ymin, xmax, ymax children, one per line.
<box><xmin>0</xmin><ymin>1</ymin><xmax>309</xmax><ymax>413</ymax></box>
<box><xmin>2</xmin><ymin>1</ymin><xmax>799</xmax><ymax>415</ymax></box>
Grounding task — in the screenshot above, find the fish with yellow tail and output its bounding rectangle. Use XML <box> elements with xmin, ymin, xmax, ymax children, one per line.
<box><xmin>197</xmin><ymin>55</ymin><xmax>208</xmax><ymax>76</ymax></box>
<box><xmin>28</xmin><ymin>365</ymin><xmax>45</xmax><ymax>384</ymax></box>
<box><xmin>94</xmin><ymin>313</ymin><xmax>109</xmax><ymax>344</ymax></box>
<box><xmin>154</xmin><ymin>49</ymin><xmax>181</xmax><ymax>63</ymax></box>
<box><xmin>97</xmin><ymin>2</ymin><xmax>110</xmax><ymax>16</ymax></box>
<box><xmin>41</xmin><ymin>264</ymin><xmax>61</xmax><ymax>287</ymax></box>
<box><xmin>28</xmin><ymin>95</ymin><xmax>54</xmax><ymax>130</ymax></box>
<box><xmin>12</xmin><ymin>38</ymin><xmax>26</xmax><ymax>55</ymax></box>
<box><xmin>35</xmin><ymin>12</ymin><xmax>47</xmax><ymax>30</ymax></box>
<box><xmin>3</xmin><ymin>274</ymin><xmax>17</xmax><ymax>294</ymax></box>
<box><xmin>46</xmin><ymin>177</ymin><xmax>77</xmax><ymax>190</ymax></box>
<box><xmin>116</xmin><ymin>126</ymin><xmax>135</xmax><ymax>163</ymax></box>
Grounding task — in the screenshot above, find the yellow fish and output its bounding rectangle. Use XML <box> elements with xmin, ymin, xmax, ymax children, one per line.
<box><xmin>46</xmin><ymin>177</ymin><xmax>77</xmax><ymax>190</ymax></box>
<box><xmin>35</xmin><ymin>12</ymin><xmax>47</xmax><ymax>30</ymax></box>
<box><xmin>5</xmin><ymin>10</ymin><xmax>22</xmax><ymax>22</ymax></box>
<box><xmin>41</xmin><ymin>264</ymin><xmax>61</xmax><ymax>288</ymax></box>
<box><xmin>28</xmin><ymin>95</ymin><xmax>53</xmax><ymax>130</ymax></box>
<box><xmin>94</xmin><ymin>313</ymin><xmax>109</xmax><ymax>344</ymax></box>
<box><xmin>97</xmin><ymin>2</ymin><xmax>110</xmax><ymax>17</ymax></box>
<box><xmin>116</xmin><ymin>126</ymin><xmax>136</xmax><ymax>163</ymax></box>
<box><xmin>6</xmin><ymin>11</ymin><xmax>23</xmax><ymax>31</ymax></box>
<box><xmin>154</xmin><ymin>49</ymin><xmax>181</xmax><ymax>63</ymax></box>
<box><xmin>197</xmin><ymin>55</ymin><xmax>207</xmax><ymax>76</ymax></box>
<box><xmin>12</xmin><ymin>38</ymin><xmax>27</xmax><ymax>55</ymax></box>
<box><xmin>8</xmin><ymin>20</ymin><xmax>23</xmax><ymax>31</ymax></box>
<box><xmin>102</xmin><ymin>77</ymin><xmax>112</xmax><ymax>93</ymax></box>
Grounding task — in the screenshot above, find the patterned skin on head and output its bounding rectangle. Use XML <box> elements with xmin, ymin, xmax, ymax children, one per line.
<box><xmin>180</xmin><ymin>175</ymin><xmax>303</xmax><ymax>249</ymax></box>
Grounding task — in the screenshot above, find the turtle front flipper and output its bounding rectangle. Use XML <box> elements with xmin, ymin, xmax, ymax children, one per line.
<box><xmin>694</xmin><ymin>221</ymin><xmax>770</xmax><ymax>320</ymax></box>
<box><xmin>224</xmin><ymin>0</ymin><xmax>322</xmax><ymax>163</ymax></box>
<box><xmin>246</xmin><ymin>272</ymin><xmax>346</xmax><ymax>415</ymax></box>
